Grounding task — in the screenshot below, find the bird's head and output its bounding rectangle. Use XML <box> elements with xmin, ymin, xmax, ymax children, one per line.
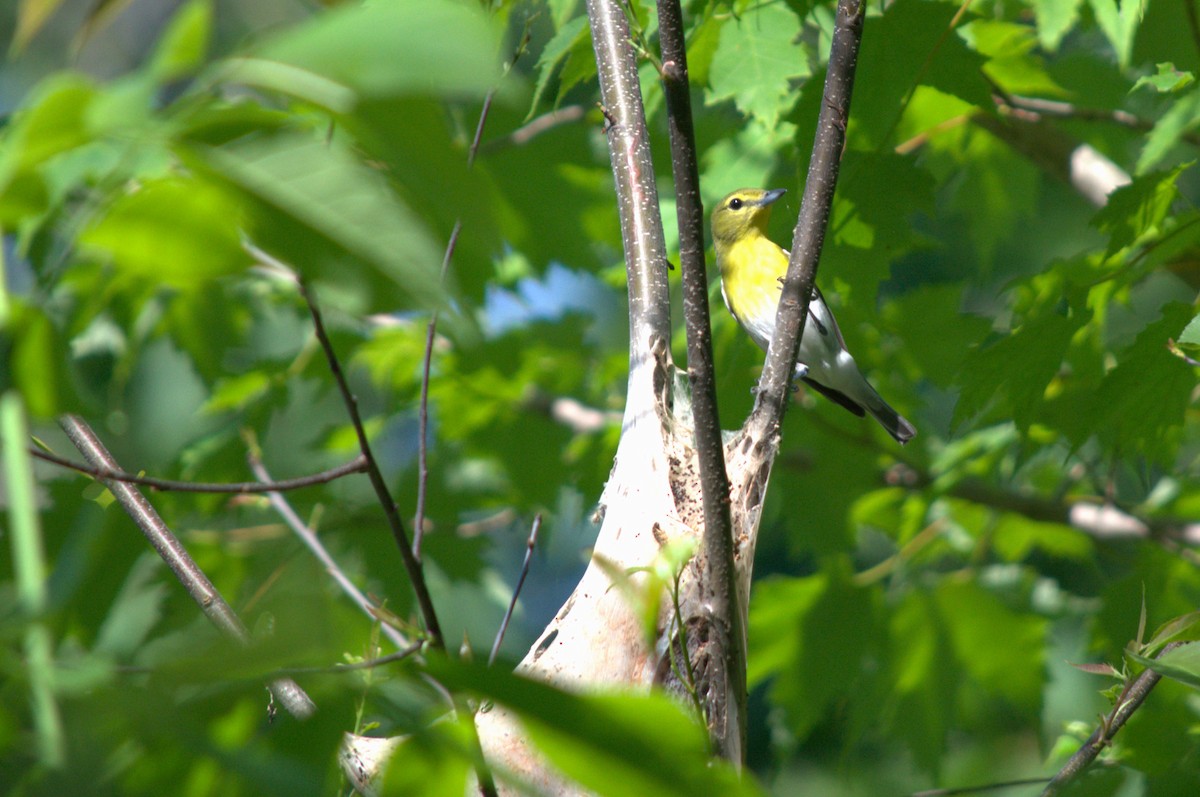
<box><xmin>711</xmin><ymin>188</ymin><xmax>787</xmax><ymax>246</ymax></box>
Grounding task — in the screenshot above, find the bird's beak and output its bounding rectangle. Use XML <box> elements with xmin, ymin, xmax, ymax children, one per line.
<box><xmin>758</xmin><ymin>188</ymin><xmax>787</xmax><ymax>206</ymax></box>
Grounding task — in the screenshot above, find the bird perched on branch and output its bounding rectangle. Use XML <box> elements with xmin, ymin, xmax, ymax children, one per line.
<box><xmin>712</xmin><ymin>187</ymin><xmax>916</xmax><ymax>444</ymax></box>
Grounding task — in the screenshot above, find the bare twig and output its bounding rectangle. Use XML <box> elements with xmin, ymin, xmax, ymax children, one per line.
<box><xmin>58</xmin><ymin>414</ymin><xmax>316</xmax><ymax>720</ymax></box>
<box><xmin>488</xmin><ymin>514</ymin><xmax>542</xmax><ymax>666</ymax></box>
<box><xmin>296</xmin><ymin>280</ymin><xmax>444</xmax><ymax>650</ymax></box>
<box><xmin>1041</xmin><ymin>642</ymin><xmax>1187</xmax><ymax>795</ymax></box>
<box><xmin>415</xmin><ymin>46</ymin><xmax>514</xmax><ymax>560</ymax></box>
<box><xmin>249</xmin><ymin>454</ymin><xmax>410</xmax><ymax>650</ymax></box>
<box><xmin>273</xmin><ymin>644</ymin><xmax>423</xmax><ymax>676</ymax></box>
<box><xmin>523</xmin><ymin>390</ymin><xmax>622</xmax><ymax>433</ymax></box>
<box><xmin>31</xmin><ymin>444</ymin><xmax>366</xmax><ymax>493</ymax></box>
<box><xmin>482</xmin><ymin>106</ymin><xmax>586</xmax><ymax>151</ymax></box>
<box><xmin>912</xmin><ymin>776</ymin><xmax>1050</xmax><ymax>796</ymax></box>
<box><xmin>412</xmin><ymin>217</ymin><xmax>461</xmax><ymax>560</ymax></box>
<box><xmin>657</xmin><ymin>0</ymin><xmax>743</xmax><ymax>761</ymax></box>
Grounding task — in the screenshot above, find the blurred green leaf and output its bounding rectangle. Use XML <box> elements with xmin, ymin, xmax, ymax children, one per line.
<box><xmin>1137</xmin><ymin>94</ymin><xmax>1200</xmax><ymax>173</ymax></box>
<box><xmin>79</xmin><ymin>177</ymin><xmax>249</xmax><ymax>287</ymax></box>
<box><xmin>1089</xmin><ymin>302</ymin><xmax>1195</xmax><ymax>462</ymax></box>
<box><xmin>148</xmin><ymin>0</ymin><xmax>211</xmax><ymax>82</ymax></box>
<box><xmin>748</xmin><ymin>565</ymin><xmax>879</xmax><ymax>740</ymax></box>
<box><xmin>954</xmin><ymin>306</ymin><xmax>1090</xmax><ymax>432</ymax></box>
<box><xmin>227</xmin><ymin>0</ymin><xmax>505</xmax><ymax>109</ymax></box>
<box><xmin>429</xmin><ymin>657</ymin><xmax>762</xmax><ymax>797</ymax></box>
<box><xmin>192</xmin><ymin>133</ymin><xmax>446</xmax><ymax>312</ymax></box>
<box><xmin>936</xmin><ymin>580</ymin><xmax>1047</xmax><ymax>713</ymax></box>
<box><xmin>1088</xmin><ymin>0</ymin><xmax>1148</xmax><ymax>67</ymax></box>
<box><xmin>1131</xmin><ymin>62</ymin><xmax>1195</xmax><ymax>94</ymax></box>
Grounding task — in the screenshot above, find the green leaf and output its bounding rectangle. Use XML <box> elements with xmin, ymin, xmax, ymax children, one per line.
<box><xmin>1129</xmin><ymin>644</ymin><xmax>1200</xmax><ymax>690</ymax></box>
<box><xmin>968</xmin><ymin>20</ymin><xmax>1069</xmax><ymax>97</ymax></box>
<box><xmin>148</xmin><ymin>0</ymin><xmax>211</xmax><ymax>82</ymax></box>
<box><xmin>94</xmin><ymin>555</ymin><xmax>169</xmax><ymax>658</ymax></box>
<box><xmin>822</xmin><ymin>151</ymin><xmax>935</xmax><ymax>299</ymax></box>
<box><xmin>377</xmin><ymin>716</ymin><xmax>473</xmax><ymax>796</ymax></box>
<box><xmin>884</xmin><ymin>285</ymin><xmax>991</xmax><ymax>388</ymax></box>
<box><xmin>79</xmin><ymin>177</ymin><xmax>249</xmax><ymax>287</ymax></box>
<box><xmin>748</xmin><ymin>566</ymin><xmax>878</xmax><ymax>740</ymax></box>
<box><xmin>1091</xmin><ymin>163</ymin><xmax>1188</xmax><ymax>256</ymax></box>
<box><xmin>707</xmin><ymin>4</ymin><xmax>808</xmax><ymax>129</ymax></box>
<box><xmin>936</xmin><ymin>580</ymin><xmax>1047</xmax><ymax>713</ymax></box>
<box><xmin>1033</xmin><ymin>0</ymin><xmax>1085</xmax><ymax>50</ymax></box>
<box><xmin>4</xmin><ymin>303</ymin><xmax>68</xmax><ymax>418</ymax></box>
<box><xmin>1131</xmin><ymin>62</ymin><xmax>1196</xmax><ymax>94</ymax></box>
<box><xmin>1144</xmin><ymin>611</ymin><xmax>1200</xmax><ymax>656</ymax></box>
<box><xmin>1179</xmin><ymin>314</ymin><xmax>1200</xmax><ymax>345</ymax></box>
<box><xmin>954</xmin><ymin>307</ymin><xmax>1090</xmax><ymax>432</ymax></box>
<box><xmin>428</xmin><ymin>658</ymin><xmax>761</xmax><ymax>797</ymax></box>
<box><xmin>1088</xmin><ymin>0</ymin><xmax>1148</xmax><ymax>67</ymax></box>
<box><xmin>530</xmin><ymin>15</ymin><xmax>590</xmax><ymax>116</ymax></box>
<box><xmin>1089</xmin><ymin>303</ymin><xmax>1196</xmax><ymax>462</ymax></box>
<box><xmin>0</xmin><ymin>74</ymin><xmax>96</xmax><ymax>187</ymax></box>
<box><xmin>853</xmin><ymin>1</ymin><xmax>991</xmax><ymax>147</ymax></box>
<box><xmin>887</xmin><ymin>592</ymin><xmax>955</xmax><ymax>777</ymax></box>
<box><xmin>1137</xmin><ymin>93</ymin><xmax>1200</xmax><ymax>174</ymax></box>
<box><xmin>990</xmin><ymin>513</ymin><xmax>1093</xmax><ymax>562</ymax></box>
<box><xmin>225</xmin><ymin>0</ymin><xmax>505</xmax><ymax>109</ymax></box>
<box><xmin>192</xmin><ymin>133</ymin><xmax>446</xmax><ymax>312</ymax></box>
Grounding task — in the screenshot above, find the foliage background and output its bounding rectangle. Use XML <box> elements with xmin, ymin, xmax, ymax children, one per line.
<box><xmin>3</xmin><ymin>0</ymin><xmax>1200</xmax><ymax>794</ymax></box>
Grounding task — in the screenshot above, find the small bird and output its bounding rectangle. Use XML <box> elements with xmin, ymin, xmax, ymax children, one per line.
<box><xmin>712</xmin><ymin>187</ymin><xmax>916</xmax><ymax>444</ymax></box>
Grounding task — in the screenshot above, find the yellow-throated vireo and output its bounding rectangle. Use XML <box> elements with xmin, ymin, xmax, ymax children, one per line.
<box><xmin>713</xmin><ymin>187</ymin><xmax>916</xmax><ymax>444</ymax></box>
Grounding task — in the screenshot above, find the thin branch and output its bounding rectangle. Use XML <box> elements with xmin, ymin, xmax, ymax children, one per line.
<box><xmin>522</xmin><ymin>390</ymin><xmax>622</xmax><ymax>433</ymax></box>
<box><xmin>996</xmin><ymin>92</ymin><xmax>1151</xmax><ymax>132</ymax></box>
<box><xmin>481</xmin><ymin>105</ymin><xmax>586</xmax><ymax>152</ymax></box>
<box><xmin>747</xmin><ymin>0</ymin><xmax>866</xmax><ymax>438</ymax></box>
<box><xmin>296</xmin><ymin>279</ymin><xmax>444</xmax><ymax>650</ymax></box>
<box><xmin>912</xmin><ymin>776</ymin><xmax>1051</xmax><ymax>796</ymax></box>
<box><xmin>488</xmin><ymin>514</ymin><xmax>542</xmax><ymax>666</ymax></box>
<box><xmin>413</xmin><ymin>217</ymin><xmax>461</xmax><ymax>561</ymax></box>
<box><xmin>58</xmin><ymin>414</ymin><xmax>316</xmax><ymax>720</ymax></box>
<box><xmin>273</xmin><ymin>644</ymin><xmax>423</xmax><ymax>677</ymax></box>
<box><xmin>31</xmin><ymin>444</ymin><xmax>367</xmax><ymax>493</ymax></box>
<box><xmin>249</xmin><ymin>454</ymin><xmax>410</xmax><ymax>650</ymax></box>
<box><xmin>1041</xmin><ymin>642</ymin><xmax>1187</xmax><ymax>795</ymax></box>
<box><xmin>657</xmin><ymin>0</ymin><xmax>743</xmax><ymax>761</ymax></box>
<box><xmin>414</xmin><ymin>31</ymin><xmax>532</xmax><ymax>563</ymax></box>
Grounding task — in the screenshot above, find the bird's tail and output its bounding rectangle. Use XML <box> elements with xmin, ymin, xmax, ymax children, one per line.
<box><xmin>803</xmin><ymin>378</ymin><xmax>917</xmax><ymax>445</ymax></box>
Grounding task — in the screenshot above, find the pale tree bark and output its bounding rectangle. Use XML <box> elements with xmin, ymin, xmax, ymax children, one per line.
<box><xmin>345</xmin><ymin>0</ymin><xmax>867</xmax><ymax>792</ymax></box>
<box><xmin>472</xmin><ymin>0</ymin><xmax>867</xmax><ymax>792</ymax></box>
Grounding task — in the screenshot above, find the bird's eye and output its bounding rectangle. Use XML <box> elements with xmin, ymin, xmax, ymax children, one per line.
<box><xmin>729</xmin><ymin>198</ymin><xmax>743</xmax><ymax>210</ymax></box>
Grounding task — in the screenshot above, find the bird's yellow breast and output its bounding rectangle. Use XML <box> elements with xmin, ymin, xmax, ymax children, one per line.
<box><xmin>717</xmin><ymin>231</ymin><xmax>789</xmax><ymax>342</ymax></box>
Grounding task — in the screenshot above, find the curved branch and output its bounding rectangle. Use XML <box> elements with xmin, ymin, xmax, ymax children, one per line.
<box><xmin>657</xmin><ymin>0</ymin><xmax>743</xmax><ymax>761</ymax></box>
<box><xmin>746</xmin><ymin>0</ymin><xmax>866</xmax><ymax>439</ymax></box>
